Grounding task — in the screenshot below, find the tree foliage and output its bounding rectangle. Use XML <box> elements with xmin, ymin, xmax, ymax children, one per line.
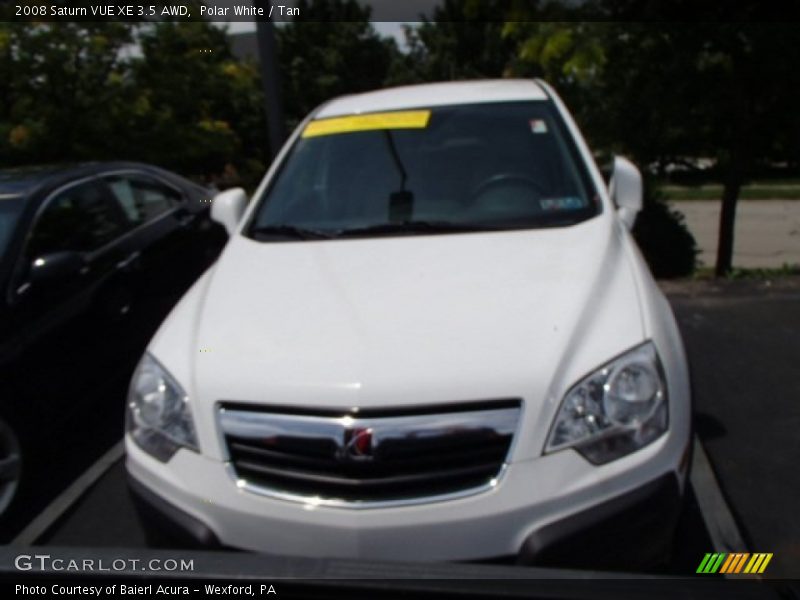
<box><xmin>276</xmin><ymin>0</ymin><xmax>396</xmax><ymax>127</ymax></box>
<box><xmin>0</xmin><ymin>23</ymin><xmax>135</xmax><ymax>165</ymax></box>
<box><xmin>633</xmin><ymin>182</ymin><xmax>698</xmax><ymax>279</ymax></box>
<box><xmin>0</xmin><ymin>20</ymin><xmax>266</xmax><ymax>180</ymax></box>
<box><xmin>391</xmin><ymin>0</ymin><xmax>515</xmax><ymax>83</ymax></box>
<box><xmin>0</xmin><ymin>5</ymin><xmax>399</xmax><ymax>184</ymax></box>
<box><xmin>502</xmin><ymin>7</ymin><xmax>800</xmax><ymax>275</ymax></box>
<box><xmin>132</xmin><ymin>22</ymin><xmax>266</xmax><ymax>177</ymax></box>
<box><xmin>1</xmin><ymin>2</ymin><xmax>796</xmax><ymax>277</ymax></box>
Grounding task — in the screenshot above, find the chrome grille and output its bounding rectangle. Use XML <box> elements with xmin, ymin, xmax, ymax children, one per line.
<box><xmin>219</xmin><ymin>400</ymin><xmax>520</xmax><ymax>507</ymax></box>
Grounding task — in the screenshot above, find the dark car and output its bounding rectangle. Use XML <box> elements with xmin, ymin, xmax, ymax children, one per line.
<box><xmin>0</xmin><ymin>162</ymin><xmax>227</xmax><ymax>528</ymax></box>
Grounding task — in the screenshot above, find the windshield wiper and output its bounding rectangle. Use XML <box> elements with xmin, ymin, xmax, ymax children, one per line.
<box><xmin>332</xmin><ymin>220</ymin><xmax>499</xmax><ymax>238</ymax></box>
<box><xmin>250</xmin><ymin>224</ymin><xmax>333</xmax><ymax>240</ymax></box>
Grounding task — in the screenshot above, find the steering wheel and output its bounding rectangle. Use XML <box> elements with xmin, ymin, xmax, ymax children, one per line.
<box><xmin>467</xmin><ymin>173</ymin><xmax>546</xmax><ymax>206</ymax></box>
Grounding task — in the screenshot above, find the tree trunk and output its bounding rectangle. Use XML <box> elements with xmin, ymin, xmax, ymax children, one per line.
<box><xmin>714</xmin><ymin>169</ymin><xmax>743</xmax><ymax>277</ymax></box>
<box><xmin>254</xmin><ymin>13</ymin><xmax>286</xmax><ymax>162</ymax></box>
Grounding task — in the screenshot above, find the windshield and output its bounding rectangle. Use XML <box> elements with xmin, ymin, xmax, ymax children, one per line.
<box><xmin>249</xmin><ymin>101</ymin><xmax>599</xmax><ymax>239</ymax></box>
<box><xmin>0</xmin><ymin>195</ymin><xmax>25</xmax><ymax>258</ymax></box>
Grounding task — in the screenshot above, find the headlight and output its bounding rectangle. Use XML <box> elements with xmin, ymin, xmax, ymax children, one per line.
<box><xmin>126</xmin><ymin>353</ymin><xmax>198</xmax><ymax>462</ymax></box>
<box><xmin>544</xmin><ymin>342</ymin><xmax>667</xmax><ymax>464</ymax></box>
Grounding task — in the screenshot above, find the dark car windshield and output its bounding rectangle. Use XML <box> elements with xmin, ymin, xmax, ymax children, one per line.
<box><xmin>0</xmin><ymin>194</ymin><xmax>25</xmax><ymax>258</ymax></box>
<box><xmin>248</xmin><ymin>101</ymin><xmax>598</xmax><ymax>240</ymax></box>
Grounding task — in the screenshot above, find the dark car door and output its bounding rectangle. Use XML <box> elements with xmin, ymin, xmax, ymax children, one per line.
<box><xmin>7</xmin><ymin>177</ymin><xmax>134</xmax><ymax>408</ymax></box>
<box><xmin>100</xmin><ymin>171</ymin><xmax>214</xmax><ymax>309</ymax></box>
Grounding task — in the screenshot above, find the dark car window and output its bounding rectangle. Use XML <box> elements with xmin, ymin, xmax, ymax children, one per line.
<box><xmin>105</xmin><ymin>174</ymin><xmax>182</xmax><ymax>227</ymax></box>
<box><xmin>0</xmin><ymin>195</ymin><xmax>25</xmax><ymax>259</ymax></box>
<box><xmin>27</xmin><ymin>180</ymin><xmax>126</xmax><ymax>257</ymax></box>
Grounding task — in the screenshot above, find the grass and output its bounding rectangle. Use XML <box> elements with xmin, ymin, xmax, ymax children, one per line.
<box><xmin>692</xmin><ymin>263</ymin><xmax>800</xmax><ymax>280</ymax></box>
<box><xmin>662</xmin><ymin>182</ymin><xmax>800</xmax><ymax>201</ymax></box>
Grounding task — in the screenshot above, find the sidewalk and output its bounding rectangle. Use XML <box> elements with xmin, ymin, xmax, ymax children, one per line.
<box><xmin>670</xmin><ymin>200</ymin><xmax>800</xmax><ymax>269</ymax></box>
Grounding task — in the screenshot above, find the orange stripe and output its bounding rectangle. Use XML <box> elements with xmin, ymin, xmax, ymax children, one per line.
<box><xmin>720</xmin><ymin>553</ymin><xmax>736</xmax><ymax>573</ymax></box>
<box><xmin>729</xmin><ymin>553</ymin><xmax>741</xmax><ymax>573</ymax></box>
<box><xmin>734</xmin><ymin>553</ymin><xmax>750</xmax><ymax>573</ymax></box>
<box><xmin>729</xmin><ymin>553</ymin><xmax>742</xmax><ymax>573</ymax></box>
<box><xmin>731</xmin><ymin>553</ymin><xmax>743</xmax><ymax>573</ymax></box>
<box><xmin>723</xmin><ymin>553</ymin><xmax>736</xmax><ymax>574</ymax></box>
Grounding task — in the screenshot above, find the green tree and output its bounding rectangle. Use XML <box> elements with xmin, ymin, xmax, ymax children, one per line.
<box><xmin>0</xmin><ymin>18</ymin><xmax>268</xmax><ymax>183</ymax></box>
<box><xmin>276</xmin><ymin>0</ymin><xmax>396</xmax><ymax>127</ymax></box>
<box><xmin>393</xmin><ymin>0</ymin><xmax>517</xmax><ymax>83</ymax></box>
<box><xmin>505</xmin><ymin>7</ymin><xmax>800</xmax><ymax>276</ymax></box>
<box><xmin>132</xmin><ymin>21</ymin><xmax>267</xmax><ymax>178</ymax></box>
<box><xmin>601</xmin><ymin>20</ymin><xmax>799</xmax><ymax>276</ymax></box>
<box><xmin>0</xmin><ymin>22</ymin><xmax>135</xmax><ymax>165</ymax></box>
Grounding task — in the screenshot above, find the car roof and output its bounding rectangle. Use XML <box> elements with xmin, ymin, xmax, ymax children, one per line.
<box><xmin>0</xmin><ymin>162</ymin><xmax>184</xmax><ymax>199</ymax></box>
<box><xmin>0</xmin><ymin>165</ymin><xmax>76</xmax><ymax>196</ymax></box>
<box><xmin>315</xmin><ymin>79</ymin><xmax>550</xmax><ymax>119</ymax></box>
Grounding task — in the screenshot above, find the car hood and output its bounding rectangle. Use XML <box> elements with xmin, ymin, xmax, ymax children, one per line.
<box><xmin>175</xmin><ymin>215</ymin><xmax>644</xmax><ymax>415</ymax></box>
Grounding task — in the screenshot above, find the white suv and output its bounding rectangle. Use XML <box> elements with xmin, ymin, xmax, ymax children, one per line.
<box><xmin>125</xmin><ymin>80</ymin><xmax>691</xmax><ymax>567</ymax></box>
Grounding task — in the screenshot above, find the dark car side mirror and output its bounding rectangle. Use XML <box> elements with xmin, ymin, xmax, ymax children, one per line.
<box><xmin>29</xmin><ymin>251</ymin><xmax>85</xmax><ymax>286</ymax></box>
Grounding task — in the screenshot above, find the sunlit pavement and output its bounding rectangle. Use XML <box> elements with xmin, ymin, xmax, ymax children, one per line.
<box><xmin>6</xmin><ymin>278</ymin><xmax>799</xmax><ymax>578</ymax></box>
<box><xmin>672</xmin><ymin>200</ymin><xmax>800</xmax><ymax>269</ymax></box>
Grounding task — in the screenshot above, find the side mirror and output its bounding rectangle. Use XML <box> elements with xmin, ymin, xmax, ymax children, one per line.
<box><xmin>211</xmin><ymin>187</ymin><xmax>248</xmax><ymax>235</ymax></box>
<box><xmin>29</xmin><ymin>251</ymin><xmax>84</xmax><ymax>286</ymax></box>
<box><xmin>609</xmin><ymin>156</ymin><xmax>643</xmax><ymax>230</ymax></box>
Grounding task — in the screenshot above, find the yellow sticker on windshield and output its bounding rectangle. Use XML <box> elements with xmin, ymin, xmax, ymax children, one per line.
<box><xmin>302</xmin><ymin>110</ymin><xmax>431</xmax><ymax>138</ymax></box>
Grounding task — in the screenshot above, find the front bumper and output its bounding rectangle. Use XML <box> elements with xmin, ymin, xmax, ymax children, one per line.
<box><xmin>519</xmin><ymin>471</ymin><xmax>681</xmax><ymax>569</ymax></box>
<box><xmin>125</xmin><ymin>427</ymin><xmax>688</xmax><ymax>564</ymax></box>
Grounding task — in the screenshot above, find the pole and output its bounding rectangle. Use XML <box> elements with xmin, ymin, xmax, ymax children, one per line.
<box><xmin>253</xmin><ymin>3</ymin><xmax>286</xmax><ymax>161</ymax></box>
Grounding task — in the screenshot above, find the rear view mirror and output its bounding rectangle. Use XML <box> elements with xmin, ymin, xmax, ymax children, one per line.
<box><xmin>29</xmin><ymin>251</ymin><xmax>84</xmax><ymax>286</ymax></box>
<box><xmin>211</xmin><ymin>187</ymin><xmax>248</xmax><ymax>235</ymax></box>
<box><xmin>609</xmin><ymin>156</ymin><xmax>643</xmax><ymax>230</ymax></box>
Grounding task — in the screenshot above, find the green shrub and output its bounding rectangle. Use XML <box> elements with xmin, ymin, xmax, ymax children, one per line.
<box><xmin>633</xmin><ymin>183</ymin><xmax>698</xmax><ymax>278</ymax></box>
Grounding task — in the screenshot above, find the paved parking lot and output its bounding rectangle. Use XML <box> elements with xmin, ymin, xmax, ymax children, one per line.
<box><xmin>664</xmin><ymin>277</ymin><xmax>800</xmax><ymax>577</ymax></box>
<box><xmin>6</xmin><ymin>277</ymin><xmax>799</xmax><ymax>578</ymax></box>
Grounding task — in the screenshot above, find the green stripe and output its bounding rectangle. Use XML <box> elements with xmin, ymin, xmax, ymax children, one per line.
<box><xmin>703</xmin><ymin>553</ymin><xmax>719</xmax><ymax>573</ymax></box>
<box><xmin>697</xmin><ymin>553</ymin><xmax>713</xmax><ymax>573</ymax></box>
<box><xmin>709</xmin><ymin>553</ymin><xmax>726</xmax><ymax>573</ymax></box>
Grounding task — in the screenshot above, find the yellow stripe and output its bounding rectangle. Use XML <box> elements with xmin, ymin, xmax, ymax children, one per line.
<box><xmin>302</xmin><ymin>110</ymin><xmax>431</xmax><ymax>138</ymax></box>
<box><xmin>734</xmin><ymin>553</ymin><xmax>750</xmax><ymax>573</ymax></box>
<box><xmin>744</xmin><ymin>553</ymin><xmax>765</xmax><ymax>574</ymax></box>
<box><xmin>744</xmin><ymin>552</ymin><xmax>767</xmax><ymax>573</ymax></box>
<box><xmin>720</xmin><ymin>553</ymin><xmax>736</xmax><ymax>573</ymax></box>
<box><xmin>757</xmin><ymin>553</ymin><xmax>773</xmax><ymax>574</ymax></box>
